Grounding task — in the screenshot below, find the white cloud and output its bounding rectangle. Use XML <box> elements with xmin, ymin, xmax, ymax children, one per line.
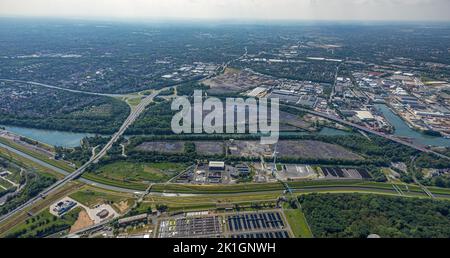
<box><xmin>0</xmin><ymin>0</ymin><xmax>449</xmax><ymax>21</ymax></box>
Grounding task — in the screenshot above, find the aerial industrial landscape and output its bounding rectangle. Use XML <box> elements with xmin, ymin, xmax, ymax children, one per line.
<box><xmin>1</xmin><ymin>1</ymin><xmax>450</xmax><ymax>243</ymax></box>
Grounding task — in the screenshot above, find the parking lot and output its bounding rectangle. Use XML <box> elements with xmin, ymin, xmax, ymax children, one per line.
<box><xmin>158</xmin><ymin>215</ymin><xmax>222</xmax><ymax>238</ymax></box>
<box><xmin>227</xmin><ymin>211</ymin><xmax>285</xmax><ymax>233</ymax></box>
<box><xmin>156</xmin><ymin>210</ymin><xmax>292</xmax><ymax>238</ymax></box>
<box><xmin>231</xmin><ymin>231</ymin><xmax>290</xmax><ymax>239</ymax></box>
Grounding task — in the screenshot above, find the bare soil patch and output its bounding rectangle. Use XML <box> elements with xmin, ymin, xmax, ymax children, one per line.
<box><xmin>70</xmin><ymin>209</ymin><xmax>94</xmax><ymax>233</ymax></box>
<box><xmin>136</xmin><ymin>141</ymin><xmax>185</xmax><ymax>154</ymax></box>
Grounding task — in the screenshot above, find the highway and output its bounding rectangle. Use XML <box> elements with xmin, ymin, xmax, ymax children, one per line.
<box><xmin>0</xmin><ymin>142</ymin><xmax>145</xmax><ymax>195</ymax></box>
<box><xmin>0</xmin><ymin>92</ymin><xmax>157</xmax><ymax>224</ymax></box>
<box><xmin>283</xmin><ymin>104</ymin><xmax>450</xmax><ymax>160</ymax></box>
<box><xmin>145</xmin><ymin>184</ymin><xmax>450</xmax><ymax>199</ymax></box>
<box><xmin>4</xmin><ymin>135</ymin><xmax>450</xmax><ymax>201</ymax></box>
<box><xmin>291</xmin><ymin>185</ymin><xmax>450</xmax><ymax>199</ymax></box>
<box><xmin>1</xmin><ymin>82</ymin><xmax>449</xmax><ymax>225</ymax></box>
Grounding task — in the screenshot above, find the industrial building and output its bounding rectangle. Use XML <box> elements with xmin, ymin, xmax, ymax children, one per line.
<box><xmin>235</xmin><ymin>164</ymin><xmax>250</xmax><ymax>176</ymax></box>
<box><xmin>53</xmin><ymin>200</ymin><xmax>77</xmax><ymax>216</ymax></box>
<box><xmin>209</xmin><ymin>161</ymin><xmax>225</xmax><ymax>171</ymax></box>
<box><xmin>96</xmin><ymin>209</ymin><xmax>110</xmax><ymax>219</ymax></box>
<box><xmin>247</xmin><ymin>87</ymin><xmax>268</xmax><ymax>97</ymax></box>
<box><xmin>355</xmin><ymin>110</ymin><xmax>375</xmax><ymax>121</ymax></box>
<box><xmin>118</xmin><ymin>214</ymin><xmax>149</xmax><ymax>226</ymax></box>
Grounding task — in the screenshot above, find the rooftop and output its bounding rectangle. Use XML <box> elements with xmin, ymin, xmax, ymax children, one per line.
<box><xmin>209</xmin><ymin>161</ymin><xmax>225</xmax><ymax>167</ymax></box>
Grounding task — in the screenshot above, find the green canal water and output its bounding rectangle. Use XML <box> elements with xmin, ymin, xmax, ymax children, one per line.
<box><xmin>1</xmin><ymin>125</ymin><xmax>349</xmax><ymax>148</ymax></box>
<box><xmin>280</xmin><ymin>127</ymin><xmax>351</xmax><ymax>137</ymax></box>
<box><xmin>1</xmin><ymin>125</ymin><xmax>94</xmax><ymax>148</ymax></box>
<box><xmin>375</xmin><ymin>104</ymin><xmax>450</xmax><ymax>147</ymax></box>
<box><xmin>2</xmin><ymin>107</ymin><xmax>449</xmax><ymax>148</ymax></box>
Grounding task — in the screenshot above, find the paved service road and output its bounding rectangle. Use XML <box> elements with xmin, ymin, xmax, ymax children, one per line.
<box><xmin>0</xmin><ymin>92</ymin><xmax>157</xmax><ymax>224</ymax></box>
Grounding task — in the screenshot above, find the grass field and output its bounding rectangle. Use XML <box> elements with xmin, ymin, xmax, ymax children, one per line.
<box><xmin>0</xmin><ymin>137</ymin><xmax>75</xmax><ymax>172</ymax></box>
<box><xmin>146</xmin><ymin>192</ymin><xmax>280</xmax><ymax>203</ymax></box>
<box><xmin>0</xmin><ymin>177</ymin><xmax>14</xmax><ymax>189</ymax></box>
<box><xmin>427</xmin><ymin>185</ymin><xmax>450</xmax><ymax>195</ymax></box>
<box><xmin>125</xmin><ymin>97</ymin><xmax>142</xmax><ymax>107</ymax></box>
<box><xmin>283</xmin><ymin>208</ymin><xmax>313</xmax><ymax>238</ymax></box>
<box><xmin>148</xmin><ymin>180</ymin><xmax>450</xmax><ymax>198</ymax></box>
<box><xmin>0</xmin><ymin>147</ymin><xmax>62</xmax><ymax>179</ymax></box>
<box><xmin>0</xmin><ymin>160</ymin><xmax>22</xmax><ymax>190</ymax></box>
<box><xmin>144</xmin><ymin>202</ymin><xmax>222</xmax><ymax>212</ymax></box>
<box><xmin>92</xmin><ymin>161</ymin><xmax>188</xmax><ymax>184</ymax></box>
<box><xmin>381</xmin><ymin>168</ymin><xmax>402</xmax><ymax>183</ymax></box>
<box><xmin>0</xmin><ymin>181</ymin><xmax>83</xmax><ymax>237</ymax></box>
<box><xmin>151</xmin><ymin>181</ymin><xmax>377</xmax><ymax>194</ymax></box>
<box><xmin>4</xmin><ymin>207</ymin><xmax>81</xmax><ymax>238</ymax></box>
<box><xmin>82</xmin><ymin>173</ymin><xmax>148</xmax><ymax>191</ymax></box>
<box><xmin>133</xmin><ymin>191</ymin><xmax>282</xmax><ymax>214</ymax></box>
<box><xmin>4</xmin><ymin>169</ymin><xmax>22</xmax><ymax>183</ymax></box>
<box><xmin>151</xmin><ymin>182</ymin><xmax>285</xmax><ymax>194</ymax></box>
<box><xmin>131</xmin><ymin>189</ymin><xmax>279</xmax><ymax>213</ymax></box>
<box><xmin>276</xmin><ymin>163</ymin><xmax>283</xmax><ymax>171</ymax></box>
<box><xmin>288</xmin><ymin>180</ymin><xmax>425</xmax><ymax>192</ymax></box>
<box><xmin>70</xmin><ymin>186</ymin><xmax>135</xmax><ymax>212</ymax></box>
<box><xmin>289</xmin><ymin>180</ymin><xmax>450</xmax><ymax>198</ymax></box>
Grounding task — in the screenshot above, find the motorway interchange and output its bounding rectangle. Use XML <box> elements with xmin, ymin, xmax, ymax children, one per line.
<box><xmin>0</xmin><ymin>91</ymin><xmax>158</xmax><ymax>224</ymax></box>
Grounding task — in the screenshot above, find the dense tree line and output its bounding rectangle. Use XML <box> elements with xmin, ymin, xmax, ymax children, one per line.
<box><xmin>280</xmin><ymin>106</ymin><xmax>307</xmax><ymax>117</ymax></box>
<box><xmin>239</xmin><ymin>61</ymin><xmax>338</xmax><ymax>84</ymax></box>
<box><xmin>90</xmin><ymin>139</ymin><xmax>385</xmax><ymax>177</ymax></box>
<box><xmin>364</xmin><ymin>165</ymin><xmax>387</xmax><ymax>182</ymax></box>
<box><xmin>300</xmin><ymin>193</ymin><xmax>450</xmax><ymax>238</ymax></box>
<box><xmin>0</xmin><ymin>173</ymin><xmax>56</xmax><ymax>216</ymax></box>
<box><xmin>0</xmin><ymin>82</ymin><xmax>130</xmax><ymax>134</ymax></box>
<box><xmin>19</xmin><ymin>137</ymin><xmax>39</xmax><ymax>146</ymax></box>
<box><xmin>416</xmin><ymin>153</ymin><xmax>450</xmax><ymax>169</ymax></box>
<box><xmin>421</xmin><ymin>175</ymin><xmax>450</xmax><ymax>189</ymax></box>
<box><xmin>128</xmin><ymin>134</ymin><xmax>421</xmax><ymax>165</ymax></box>
<box><xmin>176</xmin><ymin>82</ymin><xmax>210</xmax><ymax>96</ymax></box>
<box><xmin>0</xmin><ymin>187</ymin><xmax>17</xmax><ymax>199</ymax></box>
<box><xmin>158</xmin><ymin>87</ymin><xmax>175</xmax><ymax>96</ymax></box>
<box><xmin>126</xmin><ymin>101</ymin><xmax>175</xmax><ymax>135</ymax></box>
<box><xmin>5</xmin><ymin>209</ymin><xmax>79</xmax><ymax>238</ymax></box>
<box><xmin>55</xmin><ymin>136</ymin><xmax>111</xmax><ymax>166</ymax></box>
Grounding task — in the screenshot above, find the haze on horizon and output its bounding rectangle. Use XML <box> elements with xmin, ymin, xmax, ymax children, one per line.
<box><xmin>0</xmin><ymin>0</ymin><xmax>449</xmax><ymax>22</ymax></box>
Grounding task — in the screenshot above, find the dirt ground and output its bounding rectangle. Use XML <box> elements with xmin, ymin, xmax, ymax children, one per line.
<box><xmin>277</xmin><ymin>140</ymin><xmax>363</xmax><ymax>160</ymax></box>
<box><xmin>195</xmin><ymin>141</ymin><xmax>225</xmax><ymax>155</ymax></box>
<box><xmin>227</xmin><ymin>140</ymin><xmax>273</xmax><ymax>157</ymax></box>
<box><xmin>114</xmin><ymin>200</ymin><xmax>130</xmax><ymax>214</ymax></box>
<box><xmin>136</xmin><ymin>141</ymin><xmax>185</xmax><ymax>154</ymax></box>
<box><xmin>70</xmin><ymin>209</ymin><xmax>94</xmax><ymax>233</ymax></box>
<box><xmin>280</xmin><ymin>111</ymin><xmax>313</xmax><ymax>130</ymax></box>
<box><xmin>203</xmin><ymin>68</ymin><xmax>272</xmax><ymax>94</ymax></box>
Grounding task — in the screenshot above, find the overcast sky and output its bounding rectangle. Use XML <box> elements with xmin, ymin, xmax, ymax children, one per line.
<box><xmin>0</xmin><ymin>0</ymin><xmax>449</xmax><ymax>21</ymax></box>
